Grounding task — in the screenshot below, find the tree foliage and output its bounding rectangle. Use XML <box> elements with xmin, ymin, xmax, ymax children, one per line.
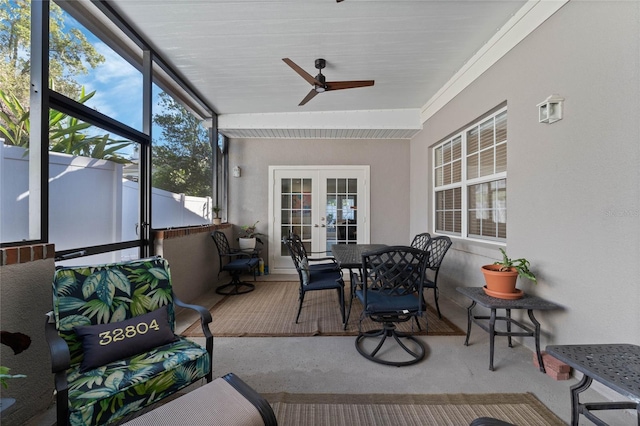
<box><xmin>0</xmin><ymin>0</ymin><xmax>105</xmax><ymax>106</ymax></box>
<box><xmin>0</xmin><ymin>0</ymin><xmax>131</xmax><ymax>163</ymax></box>
<box><xmin>0</xmin><ymin>87</ymin><xmax>131</xmax><ymax>163</ymax></box>
<box><xmin>152</xmin><ymin>93</ymin><xmax>212</xmax><ymax>197</ymax></box>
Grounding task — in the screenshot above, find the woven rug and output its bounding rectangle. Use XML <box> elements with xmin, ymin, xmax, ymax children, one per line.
<box><xmin>264</xmin><ymin>392</ymin><xmax>564</xmax><ymax>426</ymax></box>
<box><xmin>183</xmin><ymin>281</ymin><xmax>465</xmax><ymax>337</ymax></box>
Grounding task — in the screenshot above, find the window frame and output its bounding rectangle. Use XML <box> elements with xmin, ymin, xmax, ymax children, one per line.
<box><xmin>0</xmin><ymin>0</ymin><xmax>220</xmax><ymax>262</ymax></box>
<box><xmin>432</xmin><ymin>106</ymin><xmax>508</xmax><ymax>243</ymax></box>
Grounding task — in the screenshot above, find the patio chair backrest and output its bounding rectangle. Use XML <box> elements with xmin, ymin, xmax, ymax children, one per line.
<box><xmin>361</xmin><ymin>245</ymin><xmax>428</xmax><ymax>299</ymax></box>
<box><xmin>426</xmin><ymin>236</ymin><xmax>452</xmax><ymax>271</ymax></box>
<box><xmin>51</xmin><ymin>256</ymin><xmax>175</xmax><ymax>365</ymax></box>
<box><xmin>283</xmin><ymin>234</ymin><xmax>307</xmax><ymax>271</ymax></box>
<box><xmin>212</xmin><ymin>230</ymin><xmax>233</xmax><ymax>257</ymax></box>
<box><xmin>411</xmin><ymin>232</ymin><xmax>431</xmax><ymax>252</ymax></box>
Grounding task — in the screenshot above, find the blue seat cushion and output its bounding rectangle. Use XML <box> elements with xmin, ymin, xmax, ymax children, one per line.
<box><xmin>66</xmin><ymin>337</ymin><xmax>210</xmax><ymax>426</ymax></box>
<box><xmin>305</xmin><ymin>270</ymin><xmax>343</xmax><ymax>290</ymax></box>
<box><xmin>224</xmin><ymin>258</ymin><xmax>259</xmax><ymax>271</ymax></box>
<box><xmin>355</xmin><ymin>289</ymin><xmax>422</xmax><ymax>314</ymax></box>
<box><xmin>309</xmin><ymin>262</ymin><xmax>340</xmax><ymax>273</ymax></box>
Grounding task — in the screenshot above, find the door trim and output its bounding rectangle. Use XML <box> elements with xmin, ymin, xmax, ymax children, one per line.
<box><xmin>268</xmin><ymin>165</ymin><xmax>370</xmax><ymax>274</ymax></box>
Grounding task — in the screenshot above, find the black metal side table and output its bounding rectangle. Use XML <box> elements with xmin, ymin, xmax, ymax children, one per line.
<box><xmin>456</xmin><ymin>286</ymin><xmax>562</xmax><ymax>372</ymax></box>
<box><xmin>546</xmin><ymin>344</ymin><xmax>640</xmax><ymax>426</ymax></box>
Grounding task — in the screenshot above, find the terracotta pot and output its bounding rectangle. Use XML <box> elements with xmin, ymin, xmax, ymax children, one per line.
<box><xmin>481</xmin><ymin>264</ymin><xmax>521</xmax><ymax>299</ymax></box>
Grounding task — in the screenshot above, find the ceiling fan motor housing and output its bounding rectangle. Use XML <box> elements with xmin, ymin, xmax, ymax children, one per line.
<box><xmin>315</xmin><ymin>58</ymin><xmax>326</xmax><ymax>70</ymax></box>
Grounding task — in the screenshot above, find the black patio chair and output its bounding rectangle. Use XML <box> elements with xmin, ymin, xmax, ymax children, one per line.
<box><xmin>352</xmin><ymin>245</ymin><xmax>428</xmax><ymax>366</ymax></box>
<box><xmin>283</xmin><ymin>235</ymin><xmax>345</xmax><ymax>324</ymax></box>
<box><xmin>410</xmin><ymin>232</ymin><xmax>431</xmax><ymax>251</ymax></box>
<box><xmin>288</xmin><ymin>232</ymin><xmax>340</xmax><ymax>274</ymax></box>
<box><xmin>211</xmin><ymin>231</ymin><xmax>260</xmax><ymax>295</ymax></box>
<box><xmin>423</xmin><ymin>235</ymin><xmax>452</xmax><ymax>318</ymax></box>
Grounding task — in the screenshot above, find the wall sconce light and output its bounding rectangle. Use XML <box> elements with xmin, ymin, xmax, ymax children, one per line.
<box><xmin>537</xmin><ymin>94</ymin><xmax>564</xmax><ymax>124</ymax></box>
<box><xmin>232</xmin><ymin>166</ymin><xmax>241</xmax><ymax>178</ymax></box>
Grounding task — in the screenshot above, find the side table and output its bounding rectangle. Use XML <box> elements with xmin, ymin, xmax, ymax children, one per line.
<box><xmin>546</xmin><ymin>344</ymin><xmax>640</xmax><ymax>426</ymax></box>
<box><xmin>456</xmin><ymin>286</ymin><xmax>562</xmax><ymax>372</ymax></box>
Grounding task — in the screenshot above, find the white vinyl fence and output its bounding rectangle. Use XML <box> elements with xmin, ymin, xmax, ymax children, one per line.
<box><xmin>0</xmin><ymin>143</ymin><xmax>212</xmax><ymax>263</ymax></box>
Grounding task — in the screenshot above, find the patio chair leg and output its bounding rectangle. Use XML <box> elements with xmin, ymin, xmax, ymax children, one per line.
<box><xmin>337</xmin><ymin>287</ymin><xmax>345</xmax><ymax>324</ymax></box>
<box><xmin>433</xmin><ymin>288</ymin><xmax>442</xmax><ymax>319</ymax></box>
<box><xmin>216</xmin><ymin>272</ymin><xmax>255</xmax><ymax>295</ymax></box>
<box><xmin>295</xmin><ymin>291</ymin><xmax>306</xmax><ymax>323</ymax></box>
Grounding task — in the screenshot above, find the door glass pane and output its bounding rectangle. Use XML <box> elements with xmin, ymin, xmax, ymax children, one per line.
<box><xmin>326</xmin><ymin>177</ymin><xmax>358</xmax><ymax>246</ymax></box>
<box><xmin>281</xmin><ymin>177</ymin><xmax>313</xmax><ymax>250</ymax></box>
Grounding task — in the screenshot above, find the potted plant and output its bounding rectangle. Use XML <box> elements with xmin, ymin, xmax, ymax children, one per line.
<box><xmin>212</xmin><ymin>206</ymin><xmax>222</xmax><ymax>225</ymax></box>
<box><xmin>237</xmin><ymin>221</ymin><xmax>265</xmax><ymax>251</ymax></box>
<box><xmin>481</xmin><ymin>248</ymin><xmax>537</xmax><ymax>299</ymax></box>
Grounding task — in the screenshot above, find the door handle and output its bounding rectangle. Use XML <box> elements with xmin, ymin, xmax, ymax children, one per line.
<box><xmin>314</xmin><ymin>224</ymin><xmax>319</xmax><ymax>227</ymax></box>
<box><xmin>321</xmin><ymin>224</ymin><xmax>326</xmax><ymax>228</ymax></box>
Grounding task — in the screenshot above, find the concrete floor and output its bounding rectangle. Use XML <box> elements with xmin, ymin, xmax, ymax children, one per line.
<box><xmin>28</xmin><ymin>274</ymin><xmax>635</xmax><ymax>425</ymax></box>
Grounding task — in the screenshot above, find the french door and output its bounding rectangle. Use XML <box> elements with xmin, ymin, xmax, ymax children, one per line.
<box><xmin>268</xmin><ymin>166</ymin><xmax>370</xmax><ymax>273</ymax></box>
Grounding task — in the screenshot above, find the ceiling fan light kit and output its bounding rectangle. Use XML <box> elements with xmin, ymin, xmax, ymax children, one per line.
<box><xmin>282</xmin><ymin>57</ymin><xmax>374</xmax><ymax>106</ymax></box>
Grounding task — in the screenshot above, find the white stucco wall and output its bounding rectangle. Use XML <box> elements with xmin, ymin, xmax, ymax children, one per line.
<box><xmin>0</xmin><ymin>258</ymin><xmax>56</xmax><ymax>425</ymax></box>
<box><xmin>227</xmin><ymin>138</ymin><xmax>412</xmax><ymax>266</ymax></box>
<box><xmin>410</xmin><ymin>0</ymin><xmax>640</xmax><ymax>346</ymax></box>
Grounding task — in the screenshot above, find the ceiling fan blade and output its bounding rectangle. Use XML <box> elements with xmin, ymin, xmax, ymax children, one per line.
<box><xmin>299</xmin><ymin>89</ymin><xmax>319</xmax><ymax>106</ymax></box>
<box><xmin>325</xmin><ymin>80</ymin><xmax>375</xmax><ymax>91</ymax></box>
<box><xmin>283</xmin><ymin>58</ymin><xmax>323</xmax><ymax>86</ymax></box>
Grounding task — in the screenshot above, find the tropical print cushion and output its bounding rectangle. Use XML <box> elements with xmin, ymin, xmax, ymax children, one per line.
<box><xmin>51</xmin><ymin>257</ymin><xmax>211</xmax><ymax>425</ymax></box>
<box><xmin>52</xmin><ymin>257</ymin><xmax>178</xmax><ymax>365</ymax></box>
<box><xmin>66</xmin><ymin>337</ymin><xmax>210</xmax><ymax>426</ymax></box>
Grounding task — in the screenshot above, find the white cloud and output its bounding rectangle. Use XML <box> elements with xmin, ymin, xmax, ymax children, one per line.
<box><xmin>75</xmin><ymin>41</ymin><xmax>143</xmax><ymax>130</ymax></box>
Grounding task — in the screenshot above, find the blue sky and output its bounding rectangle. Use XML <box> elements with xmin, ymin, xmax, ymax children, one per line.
<box><xmin>62</xmin><ymin>9</ymin><xmax>170</xmax><ymax>154</ymax></box>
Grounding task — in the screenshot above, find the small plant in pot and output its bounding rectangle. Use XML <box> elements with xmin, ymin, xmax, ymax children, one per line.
<box><xmin>212</xmin><ymin>206</ymin><xmax>222</xmax><ymax>225</ymax></box>
<box><xmin>237</xmin><ymin>221</ymin><xmax>265</xmax><ymax>251</ymax></box>
<box><xmin>481</xmin><ymin>248</ymin><xmax>537</xmax><ymax>299</ymax></box>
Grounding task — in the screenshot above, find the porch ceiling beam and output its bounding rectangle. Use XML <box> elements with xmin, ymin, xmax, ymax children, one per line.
<box><xmin>216</xmin><ymin>109</ymin><xmax>422</xmax><ymax>140</ymax></box>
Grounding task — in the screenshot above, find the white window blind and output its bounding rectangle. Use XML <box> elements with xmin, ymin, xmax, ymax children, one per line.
<box><xmin>433</xmin><ymin>107</ymin><xmax>507</xmax><ymax>241</ymax></box>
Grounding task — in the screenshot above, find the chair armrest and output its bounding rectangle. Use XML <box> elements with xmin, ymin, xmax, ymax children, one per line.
<box><xmin>307</xmin><ymin>256</ymin><xmax>337</xmax><ymax>264</ymax></box>
<box><xmin>174</xmin><ymin>297</ymin><xmax>212</xmax><ymax>326</ymax></box>
<box><xmin>174</xmin><ymin>296</ymin><xmax>213</xmax><ymax>377</ymax></box>
<box><xmin>222</xmin><ymin>373</ymin><xmax>278</xmax><ymax>426</ymax></box>
<box><xmin>225</xmin><ymin>251</ymin><xmax>255</xmax><ymax>259</ymax></box>
<box><xmin>44</xmin><ymin>312</ymin><xmax>70</xmax><ymax>373</ymax></box>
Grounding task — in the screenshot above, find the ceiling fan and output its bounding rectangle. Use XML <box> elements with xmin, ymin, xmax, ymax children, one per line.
<box><xmin>282</xmin><ymin>58</ymin><xmax>375</xmax><ymax>106</ymax></box>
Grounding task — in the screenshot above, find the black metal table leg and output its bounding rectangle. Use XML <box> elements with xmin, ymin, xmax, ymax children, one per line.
<box><xmin>528</xmin><ymin>309</ymin><xmax>545</xmax><ymax>373</ymax></box>
<box><xmin>464</xmin><ymin>301</ymin><xmax>476</xmax><ymax>346</ymax></box>
<box><xmin>570</xmin><ymin>374</ymin><xmax>593</xmax><ymax>426</ymax></box>
<box><xmin>506</xmin><ymin>308</ymin><xmax>512</xmax><ymax>348</ymax></box>
<box><xmin>489</xmin><ymin>308</ymin><xmax>497</xmax><ymax>371</ymax></box>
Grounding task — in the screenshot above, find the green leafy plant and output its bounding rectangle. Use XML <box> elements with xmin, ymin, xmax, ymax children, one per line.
<box><xmin>494</xmin><ymin>248</ymin><xmax>537</xmax><ymax>283</ymax></box>
<box><xmin>212</xmin><ymin>206</ymin><xmax>222</xmax><ymax>218</ymax></box>
<box><xmin>238</xmin><ymin>221</ymin><xmax>265</xmax><ymax>244</ymax></box>
<box><xmin>0</xmin><ymin>366</ymin><xmax>26</xmax><ymax>389</ymax></box>
<box><xmin>0</xmin><ymin>87</ymin><xmax>132</xmax><ymax>163</ymax></box>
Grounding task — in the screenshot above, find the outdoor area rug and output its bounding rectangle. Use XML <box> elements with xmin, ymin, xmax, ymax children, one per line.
<box><xmin>263</xmin><ymin>392</ymin><xmax>565</xmax><ymax>426</ymax></box>
<box><xmin>183</xmin><ymin>281</ymin><xmax>465</xmax><ymax>337</ymax></box>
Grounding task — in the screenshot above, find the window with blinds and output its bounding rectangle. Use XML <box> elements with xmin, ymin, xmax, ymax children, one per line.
<box><xmin>433</xmin><ymin>107</ymin><xmax>507</xmax><ymax>241</ymax></box>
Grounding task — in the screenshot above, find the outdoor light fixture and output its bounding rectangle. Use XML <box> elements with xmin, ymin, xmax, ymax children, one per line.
<box><xmin>233</xmin><ymin>166</ymin><xmax>241</xmax><ymax>178</ymax></box>
<box><xmin>537</xmin><ymin>94</ymin><xmax>564</xmax><ymax>124</ymax></box>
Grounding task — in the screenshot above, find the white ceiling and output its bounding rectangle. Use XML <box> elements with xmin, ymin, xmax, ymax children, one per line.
<box><xmin>105</xmin><ymin>0</ymin><xmax>534</xmax><ymax>139</ymax></box>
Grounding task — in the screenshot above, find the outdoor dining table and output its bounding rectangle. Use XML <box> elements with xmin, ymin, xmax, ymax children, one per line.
<box><xmin>330</xmin><ymin>243</ymin><xmax>388</xmax><ymax>270</ymax></box>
